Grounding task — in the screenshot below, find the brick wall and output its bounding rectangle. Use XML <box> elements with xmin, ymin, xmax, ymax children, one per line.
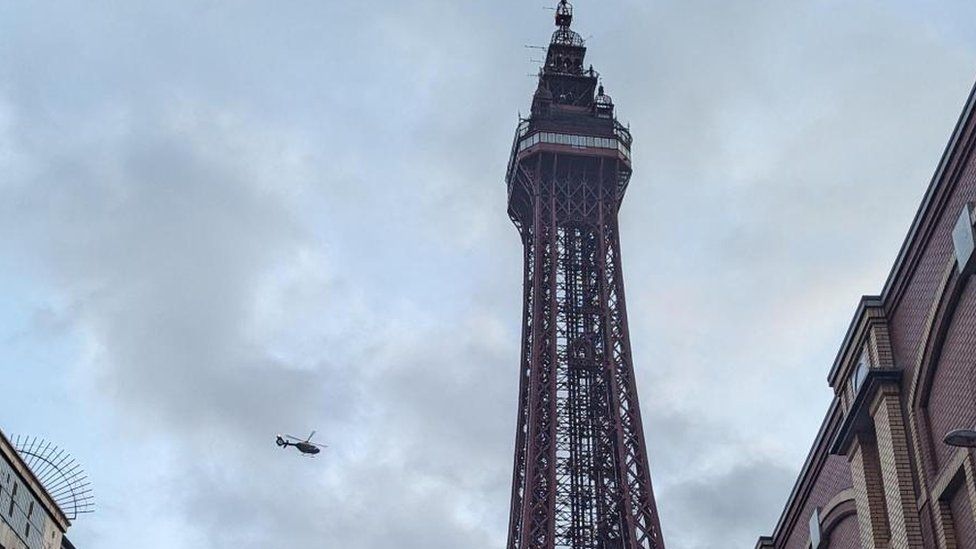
<box><xmin>783</xmin><ymin>456</ymin><xmax>853</xmax><ymax>549</ymax></box>
<box><xmin>950</xmin><ymin>484</ymin><xmax>976</xmax><ymax>548</ymax></box>
<box><xmin>850</xmin><ymin>436</ymin><xmax>891</xmax><ymax>548</ymax></box>
<box><xmin>890</xmin><ymin>154</ymin><xmax>976</xmax><ymax>388</ymax></box>
<box><xmin>759</xmin><ymin>79</ymin><xmax>976</xmax><ymax>549</ymax></box>
<box><xmin>920</xmin><ymin>499</ymin><xmax>937</xmax><ymax>549</ymax></box>
<box><xmin>926</xmin><ymin>281</ymin><xmax>976</xmax><ymax>471</ymax></box>
<box><xmin>876</xmin><ymin>93</ymin><xmax>976</xmax><ymax>549</ymax></box>
<box><xmin>828</xmin><ymin>513</ymin><xmax>861</xmax><ymax>549</ymax></box>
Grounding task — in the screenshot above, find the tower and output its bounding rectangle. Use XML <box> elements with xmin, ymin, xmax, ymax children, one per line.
<box><xmin>504</xmin><ymin>3</ymin><xmax>665</xmax><ymax>548</ymax></box>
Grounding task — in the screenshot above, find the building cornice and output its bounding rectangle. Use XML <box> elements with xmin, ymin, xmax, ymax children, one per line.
<box><xmin>827</xmin><ymin>296</ymin><xmax>885</xmax><ymax>389</ymax></box>
<box><xmin>829</xmin><ymin>369</ymin><xmax>902</xmax><ymax>455</ymax></box>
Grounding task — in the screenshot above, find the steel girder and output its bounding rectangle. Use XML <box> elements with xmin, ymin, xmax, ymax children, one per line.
<box><xmin>506</xmin><ymin>152</ymin><xmax>664</xmax><ymax>549</ymax></box>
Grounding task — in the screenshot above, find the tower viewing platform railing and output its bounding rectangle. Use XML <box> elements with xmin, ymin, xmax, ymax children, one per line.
<box><xmin>506</xmin><ymin>118</ymin><xmax>632</xmax><ymax>185</ymax></box>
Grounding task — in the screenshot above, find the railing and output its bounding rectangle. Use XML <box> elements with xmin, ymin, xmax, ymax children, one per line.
<box><xmin>613</xmin><ymin>120</ymin><xmax>632</xmax><ymax>147</ymax></box>
<box><xmin>506</xmin><ymin>121</ymin><xmax>528</xmax><ymax>185</ymax></box>
<box><xmin>516</xmin><ymin>130</ymin><xmax>631</xmax><ymax>161</ymax></box>
<box><xmin>508</xmin><ymin>119</ymin><xmax>633</xmax><ymax>185</ymax></box>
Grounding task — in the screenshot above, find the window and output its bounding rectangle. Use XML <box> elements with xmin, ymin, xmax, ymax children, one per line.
<box><xmin>8</xmin><ymin>483</ymin><xmax>16</xmax><ymax>517</ymax></box>
<box><xmin>27</xmin><ymin>501</ymin><xmax>33</xmax><ymax>518</ymax></box>
<box><xmin>851</xmin><ymin>350</ymin><xmax>870</xmax><ymax>394</ymax></box>
<box><xmin>24</xmin><ymin>521</ymin><xmax>29</xmax><ymax>538</ymax></box>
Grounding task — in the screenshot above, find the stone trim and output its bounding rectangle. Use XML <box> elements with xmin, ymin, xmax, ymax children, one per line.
<box><xmin>821</xmin><ymin>488</ymin><xmax>856</xmax><ymax>522</ymax></box>
<box><xmin>850</xmin><ymin>434</ymin><xmax>891</xmax><ymax>548</ymax></box>
<box><xmin>909</xmin><ymin>256</ymin><xmax>960</xmax><ymax>412</ymax></box>
<box><xmin>934</xmin><ymin>499</ymin><xmax>957</xmax><ymax>549</ymax></box>
<box><xmin>930</xmin><ymin>449</ymin><xmax>969</xmax><ymax>501</ymax></box>
<box><xmin>831</xmin><ymin>369</ymin><xmax>902</xmax><ymax>456</ymax></box>
<box><xmin>908</xmin><ymin>251</ymin><xmax>975</xmax><ymax>498</ymax></box>
<box><xmin>820</xmin><ymin>491</ymin><xmax>857</xmax><ymax>543</ymax></box>
<box><xmin>907</xmin><ymin>256</ymin><xmax>956</xmax><ymax>509</ymax></box>
<box><xmin>872</xmin><ymin>385</ymin><xmax>924</xmax><ymax>548</ymax></box>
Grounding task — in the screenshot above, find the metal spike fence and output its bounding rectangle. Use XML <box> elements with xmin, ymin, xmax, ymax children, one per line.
<box><xmin>12</xmin><ymin>436</ymin><xmax>94</xmax><ymax>520</ymax></box>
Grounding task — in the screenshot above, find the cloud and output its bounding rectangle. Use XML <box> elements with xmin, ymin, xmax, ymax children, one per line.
<box><xmin>1</xmin><ymin>1</ymin><xmax>975</xmax><ymax>548</ymax></box>
<box><xmin>664</xmin><ymin>459</ymin><xmax>797</xmax><ymax>549</ymax></box>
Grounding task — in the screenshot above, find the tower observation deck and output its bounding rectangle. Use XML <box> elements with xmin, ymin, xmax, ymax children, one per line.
<box><xmin>504</xmin><ymin>2</ymin><xmax>665</xmax><ymax>548</ymax></box>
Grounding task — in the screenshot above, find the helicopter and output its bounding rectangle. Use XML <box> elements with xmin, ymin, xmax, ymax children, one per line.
<box><xmin>276</xmin><ymin>431</ymin><xmax>327</xmax><ymax>456</ymax></box>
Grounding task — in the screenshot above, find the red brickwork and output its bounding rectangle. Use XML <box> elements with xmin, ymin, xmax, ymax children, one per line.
<box><xmin>950</xmin><ymin>486</ymin><xmax>976</xmax><ymax>549</ymax></box>
<box><xmin>873</xmin><ymin>388</ymin><xmax>924</xmax><ymax>548</ymax></box>
<box><xmin>926</xmin><ymin>281</ymin><xmax>976</xmax><ymax>471</ymax></box>
<box><xmin>921</xmin><ymin>500</ymin><xmax>939</xmax><ymax>549</ymax></box>
<box><xmin>828</xmin><ymin>514</ymin><xmax>861</xmax><ymax>549</ymax></box>
<box><xmin>890</xmin><ymin>153</ymin><xmax>976</xmax><ymax>386</ymax></box>
<box><xmin>850</xmin><ymin>436</ymin><xmax>891</xmax><ymax>547</ymax></box>
<box><xmin>783</xmin><ymin>456</ymin><xmax>853</xmax><ymax>549</ymax></box>
<box><xmin>758</xmin><ymin>81</ymin><xmax>976</xmax><ymax>549</ymax></box>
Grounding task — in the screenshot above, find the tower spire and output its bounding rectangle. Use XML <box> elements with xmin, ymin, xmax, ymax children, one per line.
<box><xmin>555</xmin><ymin>0</ymin><xmax>573</xmax><ymax>29</ymax></box>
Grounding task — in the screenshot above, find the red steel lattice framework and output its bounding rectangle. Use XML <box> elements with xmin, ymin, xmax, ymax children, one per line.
<box><xmin>505</xmin><ymin>3</ymin><xmax>665</xmax><ymax>548</ymax></box>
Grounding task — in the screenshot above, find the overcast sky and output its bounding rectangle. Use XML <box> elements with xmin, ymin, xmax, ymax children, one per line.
<box><xmin>2</xmin><ymin>1</ymin><xmax>976</xmax><ymax>548</ymax></box>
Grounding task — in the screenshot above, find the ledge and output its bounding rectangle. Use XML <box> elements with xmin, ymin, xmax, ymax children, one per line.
<box><xmin>830</xmin><ymin>369</ymin><xmax>902</xmax><ymax>455</ymax></box>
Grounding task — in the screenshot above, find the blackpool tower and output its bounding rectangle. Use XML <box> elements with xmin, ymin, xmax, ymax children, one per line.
<box><xmin>504</xmin><ymin>2</ymin><xmax>665</xmax><ymax>548</ymax></box>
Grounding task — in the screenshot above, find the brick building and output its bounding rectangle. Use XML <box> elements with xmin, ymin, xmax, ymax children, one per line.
<box><xmin>756</xmin><ymin>78</ymin><xmax>976</xmax><ymax>549</ymax></box>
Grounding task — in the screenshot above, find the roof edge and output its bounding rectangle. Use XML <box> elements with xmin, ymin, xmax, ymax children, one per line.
<box><xmin>827</xmin><ymin>296</ymin><xmax>884</xmax><ymax>387</ymax></box>
<box><xmin>882</xmin><ymin>76</ymin><xmax>976</xmax><ymax>308</ymax></box>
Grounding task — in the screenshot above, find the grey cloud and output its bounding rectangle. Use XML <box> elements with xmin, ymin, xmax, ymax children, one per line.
<box><xmin>1</xmin><ymin>97</ymin><xmax>519</xmax><ymax>546</ymax></box>
<box><xmin>1</xmin><ymin>1</ymin><xmax>975</xmax><ymax>548</ymax></box>
<box><xmin>664</xmin><ymin>459</ymin><xmax>797</xmax><ymax>549</ymax></box>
